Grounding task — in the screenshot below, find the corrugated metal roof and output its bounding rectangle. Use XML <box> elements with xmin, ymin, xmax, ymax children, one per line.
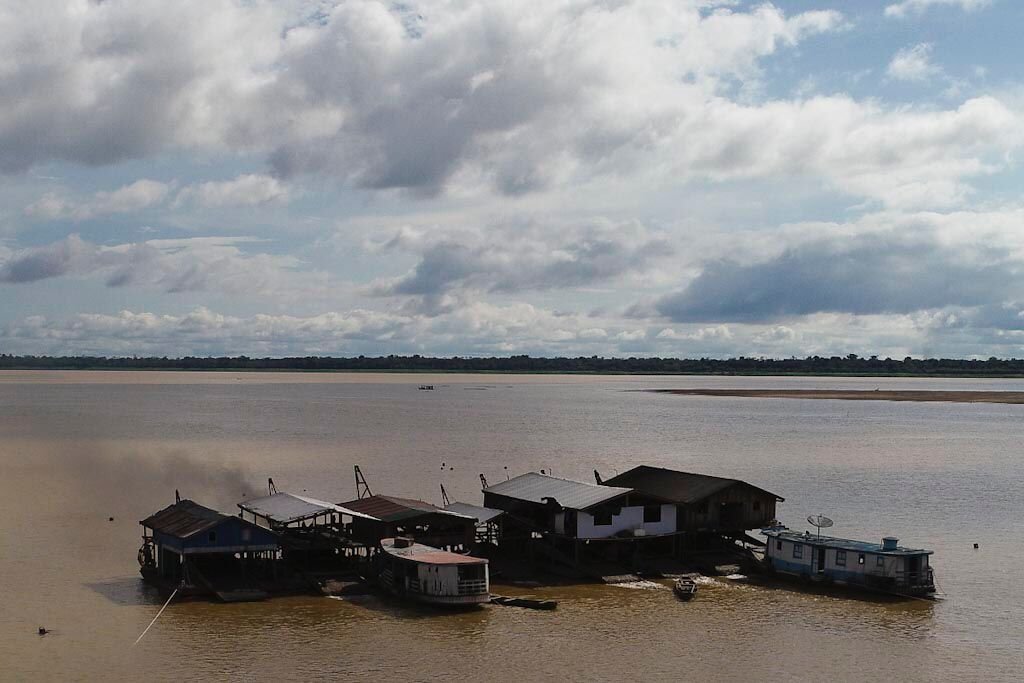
<box><xmin>380</xmin><ymin>538</ymin><xmax>487</xmax><ymax>565</ymax></box>
<box><xmin>483</xmin><ymin>472</ymin><xmax>631</xmax><ymax>510</ymax></box>
<box><xmin>762</xmin><ymin>528</ymin><xmax>932</xmax><ymax>555</ymax></box>
<box><xmin>339</xmin><ymin>495</ymin><xmax>474</xmax><ymax>523</ymax></box>
<box><xmin>443</xmin><ymin>502</ymin><xmax>505</xmax><ymax>524</ymax></box>
<box><xmin>603</xmin><ymin>465</ymin><xmax>784</xmax><ymax>504</ymax></box>
<box><xmin>238</xmin><ymin>492</ymin><xmax>378</xmax><ymax>524</ymax></box>
<box><xmin>139</xmin><ymin>499</ymin><xmax>226</xmax><ymax>538</ymax></box>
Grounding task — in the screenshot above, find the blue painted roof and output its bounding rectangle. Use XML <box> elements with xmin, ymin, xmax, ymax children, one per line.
<box><xmin>762</xmin><ymin>528</ymin><xmax>932</xmax><ymax>556</ymax></box>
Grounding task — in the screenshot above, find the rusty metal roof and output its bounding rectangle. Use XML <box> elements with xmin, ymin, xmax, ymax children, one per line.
<box><xmin>380</xmin><ymin>538</ymin><xmax>487</xmax><ymax>565</ymax></box>
<box><xmin>139</xmin><ymin>499</ymin><xmax>226</xmax><ymax>538</ymax></box>
<box><xmin>339</xmin><ymin>495</ymin><xmax>474</xmax><ymax>523</ymax></box>
<box><xmin>483</xmin><ymin>472</ymin><xmax>631</xmax><ymax>511</ymax></box>
<box><xmin>604</xmin><ymin>466</ymin><xmax>784</xmax><ymax>504</ymax></box>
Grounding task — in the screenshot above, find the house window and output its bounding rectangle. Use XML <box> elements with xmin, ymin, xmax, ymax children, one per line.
<box><xmin>643</xmin><ymin>505</ymin><xmax>662</xmax><ymax>523</ymax></box>
<box><xmin>793</xmin><ymin>543</ymin><xmax>803</xmax><ymax>559</ymax></box>
<box><xmin>836</xmin><ymin>550</ymin><xmax>846</xmax><ymax>566</ymax></box>
<box><xmin>697</xmin><ymin>501</ymin><xmax>709</xmax><ymax>515</ymax></box>
<box><xmin>207</xmin><ymin>530</ymin><xmax>217</xmax><ymax>543</ymax></box>
<box><xmin>877</xmin><ymin>555</ymin><xmax>885</xmax><ymax>567</ymax></box>
<box><xmin>858</xmin><ymin>553</ymin><xmax>865</xmax><ymax>565</ymax></box>
<box><xmin>592</xmin><ymin>509</ymin><xmax>613</xmax><ymax>526</ymax></box>
<box><xmin>776</xmin><ymin>540</ymin><xmax>783</xmax><ymax>551</ymax></box>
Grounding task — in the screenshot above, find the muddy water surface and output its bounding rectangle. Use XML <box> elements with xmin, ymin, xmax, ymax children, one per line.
<box><xmin>1</xmin><ymin>372</ymin><xmax>1022</xmax><ymax>681</ymax></box>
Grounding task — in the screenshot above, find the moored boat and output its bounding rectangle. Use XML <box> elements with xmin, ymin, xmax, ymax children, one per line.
<box><xmin>673</xmin><ymin>577</ymin><xmax>697</xmax><ymax>600</ymax></box>
<box><xmin>377</xmin><ymin>537</ymin><xmax>490</xmax><ymax>607</ymax></box>
<box><xmin>761</xmin><ymin>526</ymin><xmax>935</xmax><ymax>598</ymax></box>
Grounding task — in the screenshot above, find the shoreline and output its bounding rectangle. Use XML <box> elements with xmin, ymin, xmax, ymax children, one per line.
<box><xmin>648</xmin><ymin>389</ymin><xmax>1024</xmax><ymax>404</ymax></box>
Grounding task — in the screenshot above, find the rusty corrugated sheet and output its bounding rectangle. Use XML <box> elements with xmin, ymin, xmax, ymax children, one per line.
<box><xmin>139</xmin><ymin>499</ymin><xmax>226</xmax><ymax>538</ymax></box>
<box><xmin>380</xmin><ymin>538</ymin><xmax>487</xmax><ymax>565</ymax></box>
<box><xmin>339</xmin><ymin>495</ymin><xmax>474</xmax><ymax>523</ymax></box>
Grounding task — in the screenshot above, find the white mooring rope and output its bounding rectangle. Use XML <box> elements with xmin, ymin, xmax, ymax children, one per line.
<box><xmin>133</xmin><ymin>588</ymin><xmax>178</xmax><ymax>646</ymax></box>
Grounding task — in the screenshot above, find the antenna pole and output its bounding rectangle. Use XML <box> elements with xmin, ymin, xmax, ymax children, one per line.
<box><xmin>268</xmin><ymin>478</ymin><xmax>277</xmax><ymax>495</ymax></box>
<box><xmin>354</xmin><ymin>465</ymin><xmax>372</xmax><ymax>499</ymax></box>
<box><xmin>440</xmin><ymin>483</ymin><xmax>450</xmax><ymax>507</ymax></box>
<box><xmin>479</xmin><ymin>473</ymin><xmax>489</xmax><ymax>489</ymax></box>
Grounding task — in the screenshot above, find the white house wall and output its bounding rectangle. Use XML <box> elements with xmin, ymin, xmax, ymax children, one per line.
<box><xmin>577</xmin><ymin>504</ymin><xmax>676</xmax><ymax>539</ymax></box>
<box><xmin>768</xmin><ymin>537</ymin><xmax>917</xmax><ymax>580</ymax></box>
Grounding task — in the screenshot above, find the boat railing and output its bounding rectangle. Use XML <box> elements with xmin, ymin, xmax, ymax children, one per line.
<box><xmin>891</xmin><ymin>568</ymin><xmax>935</xmax><ymax>588</ymax></box>
<box><xmin>458</xmin><ymin>579</ymin><xmax>488</xmax><ymax>595</ymax></box>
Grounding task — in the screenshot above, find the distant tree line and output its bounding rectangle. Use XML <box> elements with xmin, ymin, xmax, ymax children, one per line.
<box><xmin>2</xmin><ymin>353</ymin><xmax>1024</xmax><ymax>376</ymax></box>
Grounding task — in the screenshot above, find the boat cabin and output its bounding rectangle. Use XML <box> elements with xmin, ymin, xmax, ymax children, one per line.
<box><xmin>377</xmin><ymin>537</ymin><xmax>490</xmax><ymax>607</ymax></box>
<box><xmin>762</xmin><ymin>527</ymin><xmax>935</xmax><ymax>597</ymax></box>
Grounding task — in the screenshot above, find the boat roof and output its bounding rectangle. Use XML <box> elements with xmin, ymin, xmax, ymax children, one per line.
<box><xmin>238</xmin><ymin>492</ymin><xmax>378</xmax><ymax>524</ymax></box>
<box><xmin>339</xmin><ymin>495</ymin><xmax>475</xmax><ymax>523</ymax></box>
<box><xmin>762</xmin><ymin>528</ymin><xmax>933</xmax><ymax>555</ymax></box>
<box><xmin>443</xmin><ymin>502</ymin><xmax>505</xmax><ymax>524</ymax></box>
<box><xmin>140</xmin><ymin>499</ymin><xmax>229</xmax><ymax>538</ymax></box>
<box><xmin>604</xmin><ymin>465</ymin><xmax>784</xmax><ymax>503</ymax></box>
<box><xmin>380</xmin><ymin>538</ymin><xmax>487</xmax><ymax>565</ymax></box>
<box><xmin>483</xmin><ymin>472</ymin><xmax>632</xmax><ymax>511</ymax></box>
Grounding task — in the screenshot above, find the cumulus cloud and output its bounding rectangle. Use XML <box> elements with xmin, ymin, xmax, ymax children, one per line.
<box><xmin>7</xmin><ymin>297</ymin><xmax>1024</xmax><ymax>359</ymax></box>
<box><xmin>653</xmin><ymin>209</ymin><xmax>1024</xmax><ymax>323</ymax></box>
<box><xmin>655</xmin><ymin>325</ymin><xmax>733</xmax><ymax>342</ymax></box>
<box><xmin>25</xmin><ymin>179</ymin><xmax>172</xmax><ymax>220</ymax></box>
<box><xmin>261</xmin><ymin>2</ymin><xmax>846</xmax><ymax>194</ymax></box>
<box><xmin>885</xmin><ymin>0</ymin><xmax>992</xmax><ymax>19</ymax></box>
<box><xmin>887</xmin><ymin>44</ymin><xmax>941</xmax><ymax>82</ymax></box>
<box><xmin>0</xmin><ymin>233</ymin><xmax>94</xmax><ymax>282</ymax></box>
<box><xmin>366</xmin><ymin>218</ymin><xmax>671</xmax><ymax>311</ymax></box>
<box><xmin>1</xmin><ymin>2</ymin><xmax>1017</xmax><ymax>208</ymax></box>
<box><xmin>175</xmin><ymin>174</ymin><xmax>289</xmax><ymax>208</ymax></box>
<box><xmin>0</xmin><ymin>234</ymin><xmax>324</xmax><ymax>297</ymax></box>
<box><xmin>0</xmin><ymin>302</ymin><xmax>622</xmax><ymax>356</ymax></box>
<box><xmin>6</xmin><ymin>1</ymin><xmax>1015</xmax><ymax>206</ymax></box>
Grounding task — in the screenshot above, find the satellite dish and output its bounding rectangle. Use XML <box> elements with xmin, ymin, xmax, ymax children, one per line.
<box><xmin>807</xmin><ymin>514</ymin><xmax>833</xmax><ymax>528</ymax></box>
<box><xmin>807</xmin><ymin>514</ymin><xmax>833</xmax><ymax>539</ymax></box>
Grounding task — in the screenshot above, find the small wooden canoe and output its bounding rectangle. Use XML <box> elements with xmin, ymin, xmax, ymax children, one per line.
<box><xmin>490</xmin><ymin>595</ymin><xmax>558</xmax><ymax>610</ymax></box>
<box><xmin>673</xmin><ymin>578</ymin><xmax>697</xmax><ymax>601</ymax></box>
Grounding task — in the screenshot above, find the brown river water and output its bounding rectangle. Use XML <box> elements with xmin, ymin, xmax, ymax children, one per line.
<box><xmin>1</xmin><ymin>371</ymin><xmax>1022</xmax><ymax>681</ymax></box>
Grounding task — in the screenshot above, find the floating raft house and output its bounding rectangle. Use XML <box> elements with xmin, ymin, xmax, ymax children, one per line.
<box><xmin>139</xmin><ymin>499</ymin><xmax>280</xmax><ymax>598</ymax></box>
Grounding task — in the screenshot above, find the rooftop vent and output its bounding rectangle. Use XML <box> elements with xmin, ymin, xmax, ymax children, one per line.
<box><xmin>881</xmin><ymin>537</ymin><xmax>898</xmax><ymax>551</ymax></box>
<box><xmin>394</xmin><ymin>537</ymin><xmax>413</xmax><ymax>549</ymax></box>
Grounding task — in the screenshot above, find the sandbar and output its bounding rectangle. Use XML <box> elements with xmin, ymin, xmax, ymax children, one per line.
<box><xmin>649</xmin><ymin>389</ymin><xmax>1024</xmax><ymax>404</ymax></box>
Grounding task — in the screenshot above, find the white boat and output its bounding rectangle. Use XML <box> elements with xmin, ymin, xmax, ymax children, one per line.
<box><xmin>377</xmin><ymin>537</ymin><xmax>489</xmax><ymax>607</ymax></box>
<box><xmin>761</xmin><ymin>526</ymin><xmax>935</xmax><ymax>598</ymax></box>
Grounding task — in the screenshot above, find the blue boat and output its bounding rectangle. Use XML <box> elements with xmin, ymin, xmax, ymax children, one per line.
<box><xmin>761</xmin><ymin>526</ymin><xmax>935</xmax><ymax>598</ymax></box>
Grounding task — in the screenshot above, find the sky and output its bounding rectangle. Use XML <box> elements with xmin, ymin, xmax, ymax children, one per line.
<box><xmin>2</xmin><ymin>0</ymin><xmax>1024</xmax><ymax>359</ymax></box>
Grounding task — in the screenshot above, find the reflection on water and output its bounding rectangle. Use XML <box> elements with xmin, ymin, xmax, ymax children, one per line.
<box><xmin>1</xmin><ymin>372</ymin><xmax>1022</xmax><ymax>681</ymax></box>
